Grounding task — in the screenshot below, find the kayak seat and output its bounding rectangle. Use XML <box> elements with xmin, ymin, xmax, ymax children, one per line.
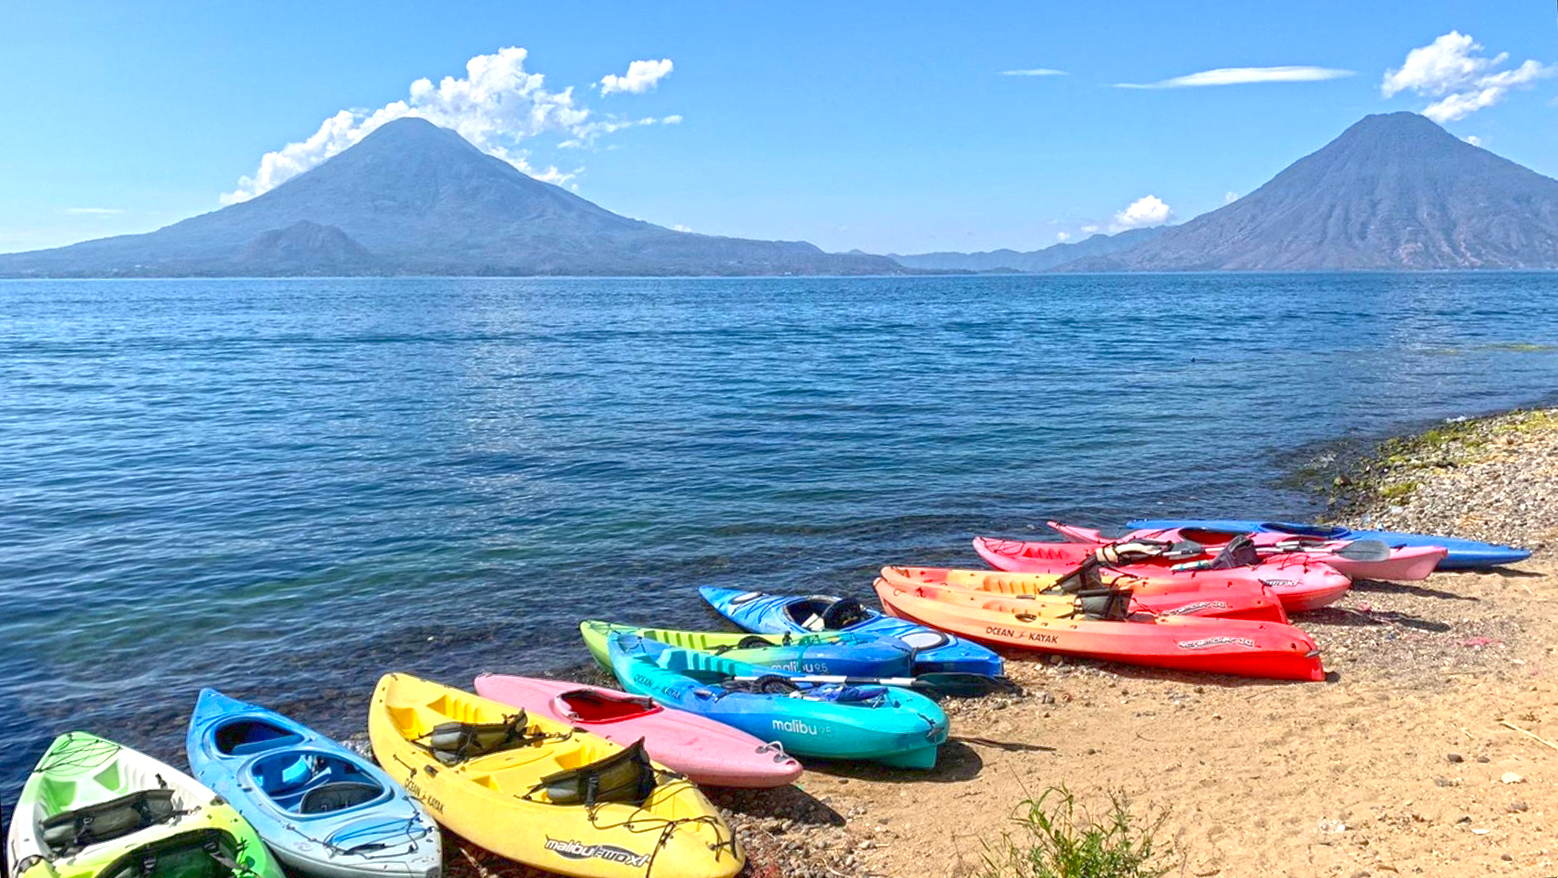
<box><xmin>98</xmin><ymin>827</ymin><xmax>238</xmax><ymax>878</ymax></box>
<box><xmin>557</xmin><ymin>689</ymin><xmax>660</xmax><ymax>724</ymax></box>
<box><xmin>423</xmin><ymin>714</ymin><xmax>538</xmax><ymax>764</ymax></box>
<box><xmin>1074</xmin><ymin>589</ymin><xmax>1133</xmax><ymax>622</ymax></box>
<box><xmin>531</xmin><ymin>739</ymin><xmax>657</xmax><ymax>807</ymax></box>
<box><xmin>785</xmin><ymin>597</ymin><xmax>835</xmax><ymax>631</ymax></box>
<box><xmin>821</xmin><ymin>598</ymin><xmax>871</xmax><ymax>629</ymax></box>
<box><xmin>298</xmin><ymin>781</ymin><xmax>383</xmax><ymax>814</ymax></box>
<box><xmin>40</xmin><ymin>789</ymin><xmax>178</xmax><ymax>854</ymax></box>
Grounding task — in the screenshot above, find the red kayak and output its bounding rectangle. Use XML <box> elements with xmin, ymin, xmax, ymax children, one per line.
<box><xmin>972</xmin><ymin>536</ymin><xmax>1352</xmax><ymax>612</ymax></box>
<box><xmin>878</xmin><ymin>565</ymin><xmax>1289</xmax><ymax>623</ymax></box>
<box><xmin>473</xmin><ymin>674</ymin><xmax>803</xmax><ymax>788</ymax></box>
<box><xmin>1046</xmin><ymin>521</ymin><xmax>1446</xmax><ymax>582</ymax></box>
<box><xmin>873</xmin><ymin>578</ymin><xmax>1325</xmax><ymax>682</ymax></box>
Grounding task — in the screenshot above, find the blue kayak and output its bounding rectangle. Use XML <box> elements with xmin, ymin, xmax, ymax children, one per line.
<box><xmin>698</xmin><ymin>586</ymin><xmax>1004</xmax><ymax>676</ymax></box>
<box><xmin>1124</xmin><ymin>519</ymin><xmax>1530</xmax><ymax>570</ymax></box>
<box><xmin>186</xmin><ymin>689</ymin><xmax>442</xmax><ymax>878</ymax></box>
<box><xmin>607</xmin><ymin>633</ymin><xmax>949</xmax><ymax>769</ymax></box>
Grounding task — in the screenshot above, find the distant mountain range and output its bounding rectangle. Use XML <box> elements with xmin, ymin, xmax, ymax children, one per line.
<box><xmin>1056</xmin><ymin>112</ymin><xmax>1558</xmax><ymax>272</ymax></box>
<box><xmin>0</xmin><ymin>118</ymin><xmax>901</xmax><ymax>277</ymax></box>
<box><xmin>4</xmin><ymin>111</ymin><xmax>1556</xmax><ymax>277</ymax></box>
<box><xmin>890</xmin><ymin>227</ymin><xmax>1165</xmax><ymax>272</ymax></box>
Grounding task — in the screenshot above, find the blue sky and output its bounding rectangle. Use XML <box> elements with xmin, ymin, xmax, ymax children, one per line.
<box><xmin>1</xmin><ymin>1</ymin><xmax>1554</xmax><ymax>255</ymax></box>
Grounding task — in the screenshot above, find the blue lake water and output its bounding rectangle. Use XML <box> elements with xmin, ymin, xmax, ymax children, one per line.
<box><xmin>2</xmin><ymin>272</ymin><xmax>1558</xmax><ymax>797</ymax></box>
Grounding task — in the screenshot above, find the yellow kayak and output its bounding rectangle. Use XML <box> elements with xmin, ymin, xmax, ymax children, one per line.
<box><xmin>367</xmin><ymin>673</ymin><xmax>743</xmax><ymax>878</ymax></box>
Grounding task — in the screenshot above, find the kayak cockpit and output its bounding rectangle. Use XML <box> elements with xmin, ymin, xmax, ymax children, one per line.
<box><xmin>553</xmin><ymin>689</ymin><xmax>662</xmax><ymax>724</ymax></box>
<box><xmin>213</xmin><ymin>720</ymin><xmax>303</xmax><ymax>758</ymax></box>
<box><xmin>246</xmin><ymin>752</ymin><xmax>388</xmax><ymax>816</ymax></box>
<box><xmin>98</xmin><ymin>829</ymin><xmax>246</xmax><ymax>878</ymax></box>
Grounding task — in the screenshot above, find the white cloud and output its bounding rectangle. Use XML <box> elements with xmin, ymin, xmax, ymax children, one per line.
<box><xmin>600</xmin><ymin>59</ymin><xmax>673</xmax><ymax>96</ymax></box>
<box><xmin>1381</xmin><ymin>31</ymin><xmax>1554</xmax><ymax>122</ymax></box>
<box><xmin>1115</xmin><ymin>66</ymin><xmax>1353</xmax><ymax>89</ymax></box>
<box><xmin>1001</xmin><ymin>68</ymin><xmax>1068</xmax><ymax>77</ymax></box>
<box><xmin>1464</xmin><ymin>134</ymin><xmax>1483</xmax><ymax>147</ymax></box>
<box><xmin>672</xmin><ymin>224</ymin><xmax>692</xmax><ymax>232</ymax></box>
<box><xmin>1055</xmin><ymin>231</ymin><xmax>1072</xmax><ymax>242</ymax></box>
<box><xmin>1080</xmin><ymin>224</ymin><xmax>1099</xmax><ymax>234</ymax></box>
<box><xmin>64</xmin><ymin>207</ymin><xmax>124</xmax><ymax>215</ymax></box>
<box><xmin>1110</xmin><ymin>195</ymin><xmax>1173</xmax><ymax>232</ymax></box>
<box><xmin>223</xmin><ymin>47</ymin><xmax>675</xmax><ymax>204</ymax></box>
<box><xmin>1223</xmin><ymin>191</ymin><xmax>1239</xmax><ymax>204</ymax></box>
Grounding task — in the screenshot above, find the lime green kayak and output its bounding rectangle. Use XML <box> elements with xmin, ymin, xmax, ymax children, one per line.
<box><xmin>5</xmin><ymin>732</ymin><xmax>284</xmax><ymax>878</ymax></box>
<box><xmin>578</xmin><ymin>620</ymin><xmax>917</xmax><ymax>677</ymax></box>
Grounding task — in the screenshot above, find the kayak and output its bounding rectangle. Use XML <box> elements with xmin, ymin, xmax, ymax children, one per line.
<box><xmin>368</xmin><ymin>673</ymin><xmax>743</xmax><ymax>878</ymax></box>
<box><xmin>7</xmin><ymin>732</ymin><xmax>284</xmax><ymax>878</ymax></box>
<box><xmin>971</xmin><ymin>537</ymin><xmax>1352</xmax><ymax>612</ymax></box>
<box><xmin>578</xmin><ymin>620</ymin><xmax>918</xmax><ymax>678</ymax></box>
<box><xmin>697</xmin><ymin>586</ymin><xmax>1004</xmax><ymax>676</ymax></box>
<box><xmin>874</xmin><ymin>579</ymin><xmax>1325</xmax><ymax>682</ymax></box>
<box><xmin>606</xmin><ymin>633</ymin><xmax>950</xmax><ymax>769</ymax></box>
<box><xmin>185</xmin><ymin>688</ymin><xmax>442</xmax><ymax>878</ymax></box>
<box><xmin>1123</xmin><ymin>519</ymin><xmax>1529</xmax><ymax>570</ymax></box>
<box><xmin>474</xmin><ymin>673</ymin><xmax>803</xmax><ymax>788</ymax></box>
<box><xmin>877</xmin><ymin>565</ymin><xmax>1290</xmax><ymax>623</ymax></box>
<box><xmin>1049</xmin><ymin>521</ymin><xmax>1446</xmax><ymax>581</ymax></box>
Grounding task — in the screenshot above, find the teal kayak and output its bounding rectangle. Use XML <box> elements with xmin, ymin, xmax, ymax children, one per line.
<box><xmin>605</xmin><ymin>633</ymin><xmax>949</xmax><ymax>769</ymax></box>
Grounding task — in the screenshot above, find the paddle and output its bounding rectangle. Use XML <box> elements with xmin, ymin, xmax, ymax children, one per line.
<box><xmin>1270</xmin><ymin>537</ymin><xmax>1393</xmax><ymax>562</ymax></box>
<box><xmin>733</xmin><ymin>672</ymin><xmax>1020</xmax><ymax>698</ymax></box>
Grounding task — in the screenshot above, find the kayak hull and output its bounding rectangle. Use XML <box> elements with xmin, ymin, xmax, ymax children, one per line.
<box><xmin>368</xmin><ymin>673</ymin><xmax>743</xmax><ymax>878</ymax></box>
<box><xmin>972</xmin><ymin>537</ymin><xmax>1352</xmax><ymax>612</ymax></box>
<box><xmin>474</xmin><ymin>673</ymin><xmax>803</xmax><ymax>788</ymax></box>
<box><xmin>1124</xmin><ymin>519</ymin><xmax>1529</xmax><ymax>569</ymax></box>
<box><xmin>185</xmin><ymin>688</ymin><xmax>442</xmax><ymax>878</ymax></box>
<box><xmin>1050</xmin><ymin>522</ymin><xmax>1446</xmax><ymax>581</ymax></box>
<box><xmin>874</xmin><ymin>579</ymin><xmax>1325</xmax><ymax>682</ymax></box>
<box><xmin>879</xmin><ymin>565</ymin><xmax>1289</xmax><ymax>623</ymax></box>
<box><xmin>606</xmin><ymin>634</ymin><xmax>949</xmax><ymax>769</ymax></box>
<box><xmin>7</xmin><ymin>732</ymin><xmax>284</xmax><ymax>878</ymax></box>
<box><xmin>578</xmin><ymin>620</ymin><xmax>918</xmax><ymax>678</ymax></box>
<box><xmin>697</xmin><ymin>586</ymin><xmax>1004</xmax><ymax>676</ymax></box>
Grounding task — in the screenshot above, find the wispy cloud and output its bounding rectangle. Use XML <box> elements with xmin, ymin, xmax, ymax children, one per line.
<box><xmin>600</xmin><ymin>59</ymin><xmax>673</xmax><ymax>95</ymax></box>
<box><xmin>1055</xmin><ymin>231</ymin><xmax>1073</xmax><ymax>242</ymax></box>
<box><xmin>222</xmin><ymin>47</ymin><xmax>676</xmax><ymax>205</ymax></box>
<box><xmin>1382</xmin><ymin>31</ymin><xmax>1554</xmax><ymax>123</ymax></box>
<box><xmin>63</xmin><ymin>207</ymin><xmax>124</xmax><ymax>216</ymax></box>
<box><xmin>1001</xmin><ymin>68</ymin><xmax>1068</xmax><ymax>77</ymax></box>
<box><xmin>1110</xmin><ymin>195</ymin><xmax>1173</xmax><ymax>232</ymax></box>
<box><xmin>1116</xmin><ymin>66</ymin><xmax>1354</xmax><ymax>89</ymax></box>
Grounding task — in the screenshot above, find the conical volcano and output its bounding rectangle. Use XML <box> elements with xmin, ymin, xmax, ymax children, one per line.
<box><xmin>1060</xmin><ymin>112</ymin><xmax>1558</xmax><ymax>271</ymax></box>
<box><xmin>0</xmin><ymin>118</ymin><xmax>900</xmax><ymax>277</ymax></box>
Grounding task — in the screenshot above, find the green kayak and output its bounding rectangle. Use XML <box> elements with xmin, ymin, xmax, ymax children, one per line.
<box><xmin>578</xmin><ymin>620</ymin><xmax>918</xmax><ymax>677</ymax></box>
<box><xmin>6</xmin><ymin>732</ymin><xmax>284</xmax><ymax>878</ymax></box>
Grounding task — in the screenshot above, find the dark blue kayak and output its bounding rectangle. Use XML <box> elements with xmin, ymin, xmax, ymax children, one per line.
<box><xmin>698</xmin><ymin>586</ymin><xmax>1004</xmax><ymax>676</ymax></box>
<box><xmin>1124</xmin><ymin>519</ymin><xmax>1530</xmax><ymax>570</ymax></box>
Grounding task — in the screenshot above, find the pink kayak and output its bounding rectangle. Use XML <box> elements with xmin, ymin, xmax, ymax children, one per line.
<box><xmin>473</xmin><ymin>674</ymin><xmax>803</xmax><ymax>788</ymax></box>
<box><xmin>1047</xmin><ymin>521</ymin><xmax>1446</xmax><ymax>582</ymax></box>
<box><xmin>972</xmin><ymin>536</ymin><xmax>1353</xmax><ymax>612</ymax></box>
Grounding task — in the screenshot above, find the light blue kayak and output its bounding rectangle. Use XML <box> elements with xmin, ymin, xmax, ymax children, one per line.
<box><xmin>606</xmin><ymin>633</ymin><xmax>949</xmax><ymax>769</ymax></box>
<box><xmin>1124</xmin><ymin>519</ymin><xmax>1530</xmax><ymax>570</ymax></box>
<box><xmin>698</xmin><ymin>586</ymin><xmax>1004</xmax><ymax>676</ymax></box>
<box><xmin>185</xmin><ymin>689</ymin><xmax>442</xmax><ymax>878</ymax></box>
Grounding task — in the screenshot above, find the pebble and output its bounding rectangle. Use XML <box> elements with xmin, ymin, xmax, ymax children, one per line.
<box><xmin>1446</xmin><ymin>753</ymin><xmax>1463</xmax><ymax>763</ymax></box>
<box><xmin>1501</xmin><ymin>772</ymin><xmax>1525</xmax><ymax>784</ymax></box>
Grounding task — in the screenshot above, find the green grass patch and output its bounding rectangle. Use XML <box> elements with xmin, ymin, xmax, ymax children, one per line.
<box><xmin>977</xmin><ymin>786</ymin><xmax>1172</xmax><ymax>878</ymax></box>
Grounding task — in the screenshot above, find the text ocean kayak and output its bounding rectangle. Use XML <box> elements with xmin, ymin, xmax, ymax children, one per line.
<box><xmin>697</xmin><ymin>586</ymin><xmax>1004</xmax><ymax>676</ymax></box>
<box><xmin>474</xmin><ymin>674</ymin><xmax>803</xmax><ymax>788</ymax></box>
<box><xmin>1123</xmin><ymin>519</ymin><xmax>1529</xmax><ymax>570</ymax></box>
<box><xmin>874</xmin><ymin>579</ymin><xmax>1325</xmax><ymax>682</ymax></box>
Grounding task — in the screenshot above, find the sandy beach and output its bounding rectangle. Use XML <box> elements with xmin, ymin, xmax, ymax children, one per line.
<box><xmin>441</xmin><ymin>407</ymin><xmax>1558</xmax><ymax>878</ymax></box>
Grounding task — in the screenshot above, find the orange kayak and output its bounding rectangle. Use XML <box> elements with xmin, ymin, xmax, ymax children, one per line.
<box><xmin>873</xmin><ymin>578</ymin><xmax>1325</xmax><ymax>682</ymax></box>
<box><xmin>879</xmin><ymin>565</ymin><xmax>1289</xmax><ymax>623</ymax></box>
